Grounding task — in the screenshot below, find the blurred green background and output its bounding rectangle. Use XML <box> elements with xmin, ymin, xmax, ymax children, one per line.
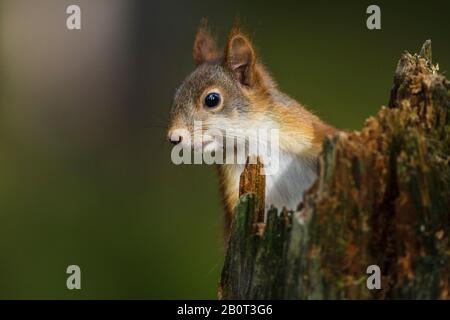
<box><xmin>0</xmin><ymin>0</ymin><xmax>448</xmax><ymax>299</ymax></box>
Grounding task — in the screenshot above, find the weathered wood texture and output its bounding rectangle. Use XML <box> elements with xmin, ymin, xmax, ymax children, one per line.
<box><xmin>219</xmin><ymin>41</ymin><xmax>449</xmax><ymax>299</ymax></box>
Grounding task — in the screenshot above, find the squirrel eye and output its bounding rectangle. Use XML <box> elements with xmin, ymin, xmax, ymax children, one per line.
<box><xmin>204</xmin><ymin>92</ymin><xmax>221</xmax><ymax>109</ymax></box>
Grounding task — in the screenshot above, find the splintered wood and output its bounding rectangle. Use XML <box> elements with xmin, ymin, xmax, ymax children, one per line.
<box><xmin>239</xmin><ymin>156</ymin><xmax>266</xmax><ymax>233</ymax></box>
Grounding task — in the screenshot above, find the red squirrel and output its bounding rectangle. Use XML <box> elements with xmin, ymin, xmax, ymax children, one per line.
<box><xmin>167</xmin><ymin>22</ymin><xmax>336</xmax><ymax>239</ymax></box>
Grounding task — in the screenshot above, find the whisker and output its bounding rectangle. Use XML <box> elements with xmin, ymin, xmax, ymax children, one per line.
<box><xmin>143</xmin><ymin>123</ymin><xmax>168</xmax><ymax>130</ymax></box>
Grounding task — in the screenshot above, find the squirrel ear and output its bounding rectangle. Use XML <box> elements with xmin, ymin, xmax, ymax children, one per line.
<box><xmin>224</xmin><ymin>31</ymin><xmax>257</xmax><ymax>87</ymax></box>
<box><xmin>192</xmin><ymin>19</ymin><xmax>218</xmax><ymax>65</ymax></box>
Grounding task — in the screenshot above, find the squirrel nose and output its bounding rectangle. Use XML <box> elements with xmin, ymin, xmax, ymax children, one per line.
<box><xmin>168</xmin><ymin>135</ymin><xmax>182</xmax><ymax>145</ymax></box>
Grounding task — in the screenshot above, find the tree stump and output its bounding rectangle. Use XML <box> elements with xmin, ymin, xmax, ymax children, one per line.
<box><xmin>219</xmin><ymin>41</ymin><xmax>449</xmax><ymax>299</ymax></box>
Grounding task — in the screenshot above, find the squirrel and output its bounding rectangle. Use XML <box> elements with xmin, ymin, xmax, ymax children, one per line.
<box><xmin>167</xmin><ymin>21</ymin><xmax>337</xmax><ymax>239</ymax></box>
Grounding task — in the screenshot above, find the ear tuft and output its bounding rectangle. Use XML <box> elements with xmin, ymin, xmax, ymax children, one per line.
<box><xmin>193</xmin><ymin>19</ymin><xmax>218</xmax><ymax>65</ymax></box>
<box><xmin>224</xmin><ymin>28</ymin><xmax>258</xmax><ymax>87</ymax></box>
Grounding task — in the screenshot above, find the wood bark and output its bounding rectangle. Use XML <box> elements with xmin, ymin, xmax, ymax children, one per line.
<box><xmin>219</xmin><ymin>41</ymin><xmax>449</xmax><ymax>299</ymax></box>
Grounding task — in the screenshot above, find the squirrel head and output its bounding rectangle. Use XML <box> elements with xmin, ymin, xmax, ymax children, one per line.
<box><xmin>167</xmin><ymin>21</ymin><xmax>273</xmax><ymax>152</ymax></box>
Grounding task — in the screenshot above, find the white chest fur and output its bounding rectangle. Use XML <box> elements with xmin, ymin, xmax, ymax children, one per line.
<box><xmin>229</xmin><ymin>151</ymin><xmax>318</xmax><ymax>212</ymax></box>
